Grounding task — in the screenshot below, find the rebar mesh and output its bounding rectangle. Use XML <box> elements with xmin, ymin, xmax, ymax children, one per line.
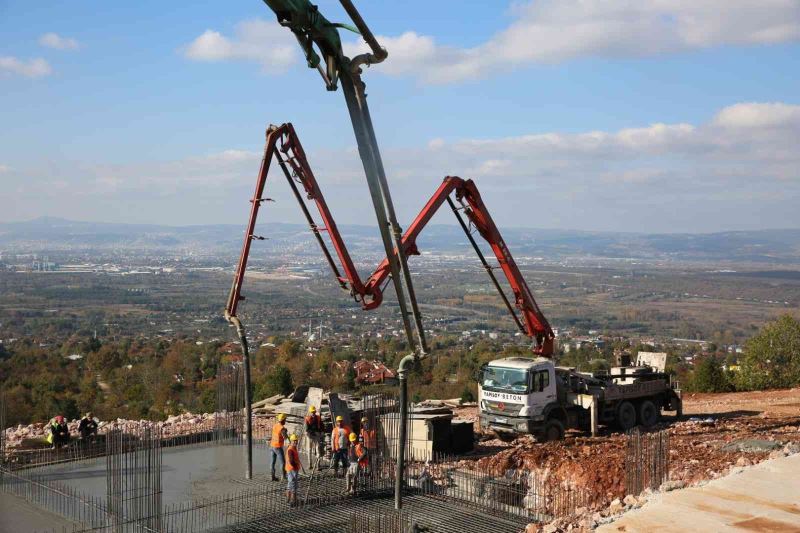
<box><xmin>215</xmin><ymin>363</ymin><xmax>245</xmax><ymax>443</ymax></box>
<box><xmin>625</xmin><ymin>427</ymin><xmax>670</xmax><ymax>495</ymax></box>
<box><xmin>105</xmin><ymin>422</ymin><xmax>163</xmax><ymax>532</ymax></box>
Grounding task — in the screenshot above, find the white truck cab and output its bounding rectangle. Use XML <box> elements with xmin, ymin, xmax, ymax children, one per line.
<box><xmin>478</xmin><ymin>357</ymin><xmax>557</xmax><ymax>436</ymax></box>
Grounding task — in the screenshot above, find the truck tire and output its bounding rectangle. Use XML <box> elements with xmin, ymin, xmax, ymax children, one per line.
<box><xmin>639</xmin><ymin>400</ymin><xmax>659</xmax><ymax>428</ymax></box>
<box><xmin>541</xmin><ymin>419</ymin><xmax>565</xmax><ymax>442</ymax></box>
<box><xmin>617</xmin><ymin>401</ymin><xmax>637</xmax><ymax>431</ymax></box>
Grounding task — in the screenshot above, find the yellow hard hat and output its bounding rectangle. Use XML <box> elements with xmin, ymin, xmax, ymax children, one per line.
<box><xmin>277</xmin><ymin>413</ymin><xmax>287</xmax><ymax>422</ymax></box>
<box><xmin>349</xmin><ymin>432</ymin><xmax>357</xmax><ymax>442</ymax></box>
<box><xmin>308</xmin><ymin>406</ymin><xmax>316</xmax><ymax>413</ymax></box>
<box><xmin>289</xmin><ymin>434</ymin><xmax>298</xmax><ymax>442</ymax></box>
<box><xmin>361</xmin><ymin>417</ymin><xmax>368</xmax><ymax>423</ymax></box>
<box><xmin>335</xmin><ymin>415</ymin><xmax>344</xmax><ymax>422</ymax></box>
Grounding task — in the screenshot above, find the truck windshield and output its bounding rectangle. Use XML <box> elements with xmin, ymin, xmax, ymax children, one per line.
<box><xmin>481</xmin><ymin>367</ymin><xmax>528</xmax><ymax>394</ymax></box>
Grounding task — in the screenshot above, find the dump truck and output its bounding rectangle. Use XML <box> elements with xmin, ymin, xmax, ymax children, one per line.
<box><xmin>478</xmin><ymin>357</ymin><xmax>682</xmax><ymax>441</ymax></box>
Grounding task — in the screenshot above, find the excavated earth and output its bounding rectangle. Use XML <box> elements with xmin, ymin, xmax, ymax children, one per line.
<box><xmin>452</xmin><ymin>387</ymin><xmax>800</xmax><ymax>515</ymax></box>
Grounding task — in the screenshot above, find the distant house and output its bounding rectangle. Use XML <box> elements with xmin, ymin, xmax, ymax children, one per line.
<box><xmin>354</xmin><ymin>359</ymin><xmax>397</xmax><ymax>385</ymax></box>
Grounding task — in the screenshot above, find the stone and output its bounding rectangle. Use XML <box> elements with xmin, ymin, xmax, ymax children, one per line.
<box><xmin>736</xmin><ymin>456</ymin><xmax>752</xmax><ymax>467</ymax></box>
<box><xmin>608</xmin><ymin>498</ymin><xmax>625</xmax><ymax>514</ymax></box>
<box><xmin>784</xmin><ymin>442</ymin><xmax>800</xmax><ymax>455</ymax></box>
<box><xmin>722</xmin><ymin>439</ymin><xmax>782</xmax><ymax>453</ymax></box>
<box><xmin>660</xmin><ymin>480</ymin><xmax>686</xmax><ymax>492</ymax></box>
<box><xmin>623</xmin><ymin>494</ymin><xmax>638</xmax><ymax>507</ymax></box>
<box><xmin>769</xmin><ymin>449</ymin><xmax>788</xmax><ymax>460</ymax></box>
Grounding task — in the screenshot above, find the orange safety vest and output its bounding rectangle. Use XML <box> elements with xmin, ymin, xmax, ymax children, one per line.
<box><xmin>285</xmin><ymin>446</ymin><xmax>300</xmax><ymax>472</ymax></box>
<box><xmin>271</xmin><ymin>423</ymin><xmax>286</xmax><ymax>448</ymax></box>
<box><xmin>360</xmin><ymin>428</ymin><xmax>377</xmax><ymax>449</ymax></box>
<box><xmin>355</xmin><ymin>443</ymin><xmax>369</xmax><ymax>467</ymax></box>
<box><xmin>331</xmin><ymin>426</ymin><xmax>350</xmax><ymax>451</ymax></box>
<box><xmin>305</xmin><ymin>414</ymin><xmax>322</xmax><ymax>431</ymax></box>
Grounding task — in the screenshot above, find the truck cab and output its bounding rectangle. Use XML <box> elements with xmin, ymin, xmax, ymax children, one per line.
<box><xmin>478</xmin><ymin>357</ymin><xmax>560</xmax><ymax>438</ymax></box>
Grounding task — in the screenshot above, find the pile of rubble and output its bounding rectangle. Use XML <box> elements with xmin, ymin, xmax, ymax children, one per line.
<box><xmin>3</xmin><ymin>412</ymin><xmax>218</xmax><ymax>449</ymax></box>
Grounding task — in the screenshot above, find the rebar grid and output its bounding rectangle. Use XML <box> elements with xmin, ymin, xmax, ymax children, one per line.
<box><xmin>1</xmin><ymin>389</ymin><xmax>6</xmax><ymax>467</ymax></box>
<box><xmin>105</xmin><ymin>422</ymin><xmax>163</xmax><ymax>531</ymax></box>
<box><xmin>403</xmin><ymin>451</ymin><xmax>588</xmax><ymax>523</ymax></box>
<box><xmin>214</xmin><ymin>363</ymin><xmax>245</xmax><ymax>444</ymax></box>
<box><xmin>625</xmin><ymin>427</ymin><xmax>670</xmax><ymax>495</ymax></box>
<box><xmin>7</xmin><ymin>392</ymin><xmax>594</xmax><ymax>533</ymax></box>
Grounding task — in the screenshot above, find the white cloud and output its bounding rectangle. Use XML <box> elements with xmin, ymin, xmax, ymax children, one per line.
<box><xmin>185</xmin><ymin>3</ymin><xmax>799</xmax><ymax>83</ymax></box>
<box><xmin>345</xmin><ymin>0</ymin><xmax>800</xmax><ymax>84</ymax></box>
<box><xmin>207</xmin><ymin>149</ymin><xmax>260</xmax><ymax>162</ymax></box>
<box><xmin>712</xmin><ymin>102</ymin><xmax>800</xmax><ymax>129</ymax></box>
<box><xmin>182</xmin><ymin>19</ymin><xmax>298</xmax><ymax>73</ymax></box>
<box><xmin>0</xmin><ymin>56</ymin><xmax>52</xmax><ymax>78</ymax></box>
<box><xmin>39</xmin><ymin>33</ymin><xmax>80</xmax><ymax>51</ymax></box>
<box><xmin>5</xmin><ymin>102</ymin><xmax>799</xmax><ymax>231</ymax></box>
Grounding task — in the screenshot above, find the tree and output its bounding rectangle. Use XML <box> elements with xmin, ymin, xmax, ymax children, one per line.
<box><xmin>263</xmin><ymin>365</ymin><xmax>294</xmax><ymax>397</ymax></box>
<box><xmin>460</xmin><ymin>385</ymin><xmax>475</xmax><ymax>403</ymax></box>
<box><xmin>736</xmin><ymin>315</ymin><xmax>800</xmax><ymax>391</ymax></box>
<box><xmin>690</xmin><ymin>356</ymin><xmax>731</xmax><ymax>393</ymax></box>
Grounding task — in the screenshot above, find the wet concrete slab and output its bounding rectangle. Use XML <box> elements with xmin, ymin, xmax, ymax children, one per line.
<box><xmin>37</xmin><ymin>443</ymin><xmax>275</xmax><ymax>507</ymax></box>
<box><xmin>0</xmin><ymin>492</ymin><xmax>74</xmax><ymax>532</ymax></box>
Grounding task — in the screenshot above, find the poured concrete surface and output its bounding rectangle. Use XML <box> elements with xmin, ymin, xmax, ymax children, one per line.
<box><xmin>38</xmin><ymin>443</ymin><xmax>272</xmax><ymax>506</ymax></box>
<box><xmin>598</xmin><ymin>453</ymin><xmax>800</xmax><ymax>532</ymax></box>
<box><xmin>0</xmin><ymin>492</ymin><xmax>74</xmax><ymax>532</ymax></box>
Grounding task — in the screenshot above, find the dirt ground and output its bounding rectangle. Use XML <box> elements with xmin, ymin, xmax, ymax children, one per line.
<box><xmin>452</xmin><ymin>388</ymin><xmax>800</xmax><ymax>511</ymax></box>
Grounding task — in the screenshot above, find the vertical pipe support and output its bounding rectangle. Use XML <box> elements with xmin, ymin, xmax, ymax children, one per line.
<box><xmin>228</xmin><ymin>316</ymin><xmax>253</xmax><ymax>479</ymax></box>
<box><xmin>394</xmin><ymin>353</ymin><xmax>415</xmax><ymax>510</ymax></box>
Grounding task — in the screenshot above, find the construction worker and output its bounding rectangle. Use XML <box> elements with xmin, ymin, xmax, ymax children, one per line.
<box><xmin>304</xmin><ymin>405</ymin><xmax>324</xmax><ymax>464</ymax></box>
<box><xmin>345</xmin><ymin>433</ymin><xmax>370</xmax><ymax>495</ymax></box>
<box><xmin>359</xmin><ymin>417</ymin><xmax>377</xmax><ymax>474</ymax></box>
<box><xmin>355</xmin><ymin>434</ymin><xmax>369</xmax><ymax>491</ymax></box>
<box><xmin>78</xmin><ymin>412</ymin><xmax>98</xmax><ymax>441</ymax></box>
<box><xmin>345</xmin><ymin>432</ymin><xmax>359</xmax><ymax>495</ymax></box>
<box><xmin>48</xmin><ymin>415</ymin><xmax>70</xmax><ymax>449</ymax></box>
<box><xmin>330</xmin><ymin>415</ymin><xmax>350</xmax><ymax>477</ymax></box>
<box><xmin>270</xmin><ymin>413</ymin><xmax>289</xmax><ymax>481</ymax></box>
<box><xmin>285</xmin><ymin>434</ymin><xmax>301</xmax><ymax>507</ymax></box>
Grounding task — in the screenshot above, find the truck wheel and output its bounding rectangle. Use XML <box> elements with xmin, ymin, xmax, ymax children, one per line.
<box><xmin>639</xmin><ymin>400</ymin><xmax>659</xmax><ymax>428</ymax></box>
<box><xmin>617</xmin><ymin>401</ymin><xmax>637</xmax><ymax>431</ymax></box>
<box><xmin>542</xmin><ymin>419</ymin><xmax>565</xmax><ymax>442</ymax></box>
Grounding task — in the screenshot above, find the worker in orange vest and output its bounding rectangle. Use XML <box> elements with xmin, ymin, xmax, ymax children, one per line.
<box><xmin>270</xmin><ymin>413</ymin><xmax>289</xmax><ymax>481</ymax></box>
<box><xmin>331</xmin><ymin>415</ymin><xmax>350</xmax><ymax>478</ymax></box>
<box><xmin>359</xmin><ymin>416</ymin><xmax>377</xmax><ymax>474</ymax></box>
<box><xmin>346</xmin><ymin>433</ymin><xmax>370</xmax><ymax>495</ymax></box>
<box><xmin>285</xmin><ymin>434</ymin><xmax>301</xmax><ymax>506</ymax></box>
<box><xmin>304</xmin><ymin>405</ymin><xmax>324</xmax><ymax>464</ymax></box>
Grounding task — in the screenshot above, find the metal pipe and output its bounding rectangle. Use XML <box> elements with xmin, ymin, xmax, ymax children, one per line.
<box><xmin>275</xmin><ymin>154</ymin><xmax>347</xmax><ymax>289</ymax></box>
<box><xmin>339</xmin><ymin>0</ymin><xmax>387</xmax><ymax>71</ymax></box>
<box><xmin>394</xmin><ymin>353</ymin><xmax>415</xmax><ymax>510</ymax></box>
<box><xmin>339</xmin><ymin>74</ymin><xmax>420</xmax><ymax>351</ymax></box>
<box><xmin>447</xmin><ymin>196</ymin><xmax>525</xmax><ymax>334</ymax></box>
<box><xmin>341</xmin><ymin>72</ymin><xmax>429</xmax><ymax>355</ymax></box>
<box><xmin>228</xmin><ymin>315</ymin><xmax>253</xmax><ymax>480</ymax></box>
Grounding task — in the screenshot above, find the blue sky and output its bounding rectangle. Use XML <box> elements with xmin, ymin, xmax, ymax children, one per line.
<box><xmin>1</xmin><ymin>1</ymin><xmax>799</xmax><ymax>233</ymax></box>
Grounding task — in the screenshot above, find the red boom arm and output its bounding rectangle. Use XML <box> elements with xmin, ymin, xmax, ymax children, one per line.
<box><xmin>226</xmin><ymin>124</ymin><xmax>555</xmax><ymax>357</ymax></box>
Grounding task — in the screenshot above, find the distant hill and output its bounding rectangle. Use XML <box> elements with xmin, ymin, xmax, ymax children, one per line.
<box><xmin>2</xmin><ymin>217</ymin><xmax>800</xmax><ymax>264</ymax></box>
